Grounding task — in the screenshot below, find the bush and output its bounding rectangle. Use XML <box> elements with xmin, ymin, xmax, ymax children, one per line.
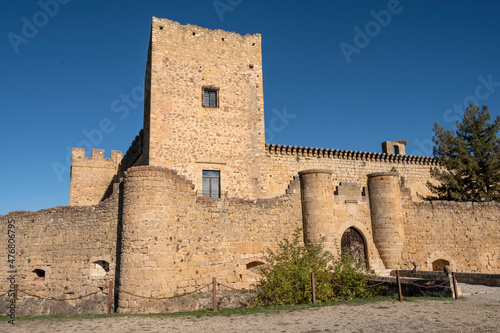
<box><xmin>252</xmin><ymin>229</ymin><xmax>379</xmax><ymax>306</ymax></box>
<box><xmin>330</xmin><ymin>248</ymin><xmax>379</xmax><ymax>300</ymax></box>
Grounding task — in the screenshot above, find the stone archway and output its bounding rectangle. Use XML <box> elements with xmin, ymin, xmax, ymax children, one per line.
<box><xmin>341</xmin><ymin>227</ymin><xmax>367</xmax><ymax>267</ymax></box>
<box><xmin>432</xmin><ymin>259</ymin><xmax>450</xmax><ymax>272</ymax></box>
<box><xmin>427</xmin><ymin>252</ymin><xmax>454</xmax><ymax>271</ymax></box>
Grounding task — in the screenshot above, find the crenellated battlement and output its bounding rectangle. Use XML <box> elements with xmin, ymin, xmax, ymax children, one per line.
<box><xmin>265</xmin><ymin>144</ymin><xmax>439</xmax><ymax>166</ymax></box>
<box><xmin>69</xmin><ymin>148</ymin><xmax>123</xmax><ymax>206</ymax></box>
<box><xmin>71</xmin><ymin>148</ymin><xmax>122</xmax><ymax>166</ymax></box>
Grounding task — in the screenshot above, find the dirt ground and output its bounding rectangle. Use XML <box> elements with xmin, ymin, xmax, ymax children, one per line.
<box><xmin>4</xmin><ymin>284</ymin><xmax>500</xmax><ymax>333</ymax></box>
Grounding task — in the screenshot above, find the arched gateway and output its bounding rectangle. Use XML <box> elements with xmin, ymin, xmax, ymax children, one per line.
<box><xmin>341</xmin><ymin>227</ymin><xmax>367</xmax><ymax>267</ymax></box>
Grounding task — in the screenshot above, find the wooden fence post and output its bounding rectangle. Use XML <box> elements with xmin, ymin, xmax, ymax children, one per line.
<box><xmin>451</xmin><ymin>272</ymin><xmax>459</xmax><ymax>299</ymax></box>
<box><xmin>107</xmin><ymin>280</ymin><xmax>114</xmax><ymax>315</ymax></box>
<box><xmin>311</xmin><ymin>272</ymin><xmax>316</xmax><ymax>305</ymax></box>
<box><xmin>396</xmin><ymin>270</ymin><xmax>403</xmax><ymax>302</ymax></box>
<box><xmin>212</xmin><ymin>277</ymin><xmax>217</xmax><ymax>312</ymax></box>
<box><xmin>14</xmin><ymin>284</ymin><xmax>18</xmax><ymax>304</ymax></box>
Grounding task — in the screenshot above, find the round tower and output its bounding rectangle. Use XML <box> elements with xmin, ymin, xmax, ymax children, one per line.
<box><xmin>117</xmin><ymin>166</ymin><xmax>178</xmax><ymax>313</ymax></box>
<box><xmin>298</xmin><ymin>169</ymin><xmax>335</xmax><ymax>252</ymax></box>
<box><xmin>367</xmin><ymin>172</ymin><xmax>404</xmax><ymax>269</ymax></box>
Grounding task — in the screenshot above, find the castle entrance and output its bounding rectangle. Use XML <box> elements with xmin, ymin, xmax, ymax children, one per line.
<box><xmin>341</xmin><ymin>227</ymin><xmax>367</xmax><ymax>267</ymax></box>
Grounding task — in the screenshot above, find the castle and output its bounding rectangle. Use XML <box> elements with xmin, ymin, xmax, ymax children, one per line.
<box><xmin>1</xmin><ymin>17</ymin><xmax>499</xmax><ymax>315</ymax></box>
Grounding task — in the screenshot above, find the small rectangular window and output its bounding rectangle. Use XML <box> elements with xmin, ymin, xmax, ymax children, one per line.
<box><xmin>394</xmin><ymin>145</ymin><xmax>400</xmax><ymax>155</ymax></box>
<box><xmin>202</xmin><ymin>170</ymin><xmax>220</xmax><ymax>198</ymax></box>
<box><xmin>203</xmin><ymin>87</ymin><xmax>219</xmax><ymax>108</ymax></box>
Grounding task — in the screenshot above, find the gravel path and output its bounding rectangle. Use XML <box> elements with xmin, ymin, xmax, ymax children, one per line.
<box><xmin>5</xmin><ymin>284</ymin><xmax>500</xmax><ymax>333</ymax></box>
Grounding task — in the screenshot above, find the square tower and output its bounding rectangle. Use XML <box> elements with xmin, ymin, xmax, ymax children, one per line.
<box><xmin>142</xmin><ymin>17</ymin><xmax>266</xmax><ymax>198</ymax></box>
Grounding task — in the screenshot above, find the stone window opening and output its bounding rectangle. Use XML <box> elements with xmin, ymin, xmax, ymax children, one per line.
<box><xmin>243</xmin><ymin>261</ymin><xmax>266</xmax><ymax>283</ymax></box>
<box><xmin>394</xmin><ymin>145</ymin><xmax>400</xmax><ymax>155</ymax></box>
<box><xmin>28</xmin><ymin>268</ymin><xmax>47</xmax><ymax>286</ymax></box>
<box><xmin>90</xmin><ymin>260</ymin><xmax>110</xmax><ymax>276</ymax></box>
<box><xmin>202</xmin><ymin>170</ymin><xmax>220</xmax><ymax>198</ymax></box>
<box><xmin>203</xmin><ymin>86</ymin><xmax>219</xmax><ymax>108</ymax></box>
<box><xmin>246</xmin><ymin>261</ymin><xmax>265</xmax><ymax>273</ymax></box>
<box><xmin>33</xmin><ymin>269</ymin><xmax>45</xmax><ymax>281</ymax></box>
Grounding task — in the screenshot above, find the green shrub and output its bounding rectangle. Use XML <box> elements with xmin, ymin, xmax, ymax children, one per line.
<box><xmin>252</xmin><ymin>229</ymin><xmax>380</xmax><ymax>306</ymax></box>
<box><xmin>330</xmin><ymin>248</ymin><xmax>379</xmax><ymax>300</ymax></box>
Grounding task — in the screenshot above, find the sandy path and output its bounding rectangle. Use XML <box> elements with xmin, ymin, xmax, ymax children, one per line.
<box><xmin>4</xmin><ymin>285</ymin><xmax>500</xmax><ymax>333</ymax></box>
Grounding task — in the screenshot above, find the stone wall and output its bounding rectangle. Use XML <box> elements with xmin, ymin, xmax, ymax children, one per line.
<box><xmin>119</xmin><ymin>130</ymin><xmax>144</xmax><ymax>176</ymax></box>
<box><xmin>0</xmin><ymin>184</ymin><xmax>121</xmax><ymax>315</ymax></box>
<box><xmin>264</xmin><ymin>144</ymin><xmax>438</xmax><ymax>199</ymax></box>
<box><xmin>117</xmin><ymin>166</ymin><xmax>301</xmax><ymax>313</ymax></box>
<box><xmin>145</xmin><ymin>17</ymin><xmax>266</xmax><ymax>199</ymax></box>
<box><xmin>401</xmin><ymin>198</ymin><xmax>500</xmax><ymax>273</ymax></box>
<box><xmin>2</xmin><ymin>163</ymin><xmax>499</xmax><ymax>315</ymax></box>
<box><xmin>69</xmin><ymin>148</ymin><xmax>122</xmax><ymax>206</ymax></box>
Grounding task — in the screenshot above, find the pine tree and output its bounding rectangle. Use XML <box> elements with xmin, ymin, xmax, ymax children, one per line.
<box><xmin>427</xmin><ymin>104</ymin><xmax>500</xmax><ymax>202</ymax></box>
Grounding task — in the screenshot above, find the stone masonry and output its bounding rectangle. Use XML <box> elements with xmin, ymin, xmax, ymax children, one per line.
<box><xmin>0</xmin><ymin>17</ymin><xmax>498</xmax><ymax>315</ymax></box>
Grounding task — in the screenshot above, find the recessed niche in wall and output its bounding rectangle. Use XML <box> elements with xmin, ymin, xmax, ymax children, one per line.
<box><xmin>246</xmin><ymin>261</ymin><xmax>265</xmax><ymax>274</ymax></box>
<box><xmin>90</xmin><ymin>260</ymin><xmax>110</xmax><ymax>277</ymax></box>
<box><xmin>432</xmin><ymin>259</ymin><xmax>450</xmax><ymax>272</ymax></box>
<box><xmin>29</xmin><ymin>268</ymin><xmax>47</xmax><ymax>285</ymax></box>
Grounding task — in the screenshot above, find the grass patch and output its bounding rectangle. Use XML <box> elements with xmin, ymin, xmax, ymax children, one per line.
<box><xmin>0</xmin><ymin>295</ymin><xmax>454</xmax><ymax>323</ymax></box>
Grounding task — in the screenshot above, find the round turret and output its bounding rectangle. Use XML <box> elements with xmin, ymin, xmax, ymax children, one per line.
<box><xmin>299</xmin><ymin>169</ymin><xmax>335</xmax><ymax>252</ymax></box>
<box><xmin>367</xmin><ymin>172</ymin><xmax>404</xmax><ymax>269</ymax></box>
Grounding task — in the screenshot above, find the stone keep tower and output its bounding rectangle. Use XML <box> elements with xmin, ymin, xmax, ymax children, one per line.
<box><xmin>142</xmin><ymin>17</ymin><xmax>266</xmax><ymax>199</ymax></box>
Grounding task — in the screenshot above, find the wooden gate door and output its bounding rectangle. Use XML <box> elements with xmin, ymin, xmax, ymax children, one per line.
<box><xmin>341</xmin><ymin>227</ymin><xmax>367</xmax><ymax>267</ymax></box>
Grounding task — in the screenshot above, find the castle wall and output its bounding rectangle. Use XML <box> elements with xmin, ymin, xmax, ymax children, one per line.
<box><xmin>264</xmin><ymin>144</ymin><xmax>438</xmax><ymax>199</ymax></box>
<box><xmin>2</xmin><ymin>163</ymin><xmax>499</xmax><ymax>316</ymax></box>
<box><xmin>401</xmin><ymin>199</ymin><xmax>500</xmax><ymax>273</ymax></box>
<box><xmin>118</xmin><ymin>166</ymin><xmax>301</xmax><ymax>313</ymax></box>
<box><xmin>118</xmin><ymin>130</ymin><xmax>146</xmax><ymax>176</ymax></box>
<box><xmin>146</xmin><ymin>17</ymin><xmax>266</xmax><ymax>199</ymax></box>
<box><xmin>69</xmin><ymin>148</ymin><xmax>122</xmax><ymax>206</ymax></box>
<box><xmin>0</xmin><ymin>185</ymin><xmax>121</xmax><ymax>316</ymax></box>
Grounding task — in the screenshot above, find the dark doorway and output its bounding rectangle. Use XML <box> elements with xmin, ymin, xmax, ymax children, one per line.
<box><xmin>341</xmin><ymin>227</ymin><xmax>367</xmax><ymax>267</ymax></box>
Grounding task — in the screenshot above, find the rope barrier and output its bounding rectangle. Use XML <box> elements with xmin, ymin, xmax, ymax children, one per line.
<box><xmin>216</xmin><ymin>283</ymin><xmax>260</xmax><ymax>293</ymax></box>
<box><xmin>254</xmin><ymin>280</ymin><xmax>308</xmax><ymax>296</ymax></box>
<box><xmin>216</xmin><ymin>283</ymin><xmax>251</xmax><ymax>292</ymax></box>
<box><xmin>18</xmin><ymin>289</ymin><xmax>101</xmax><ymax>301</ymax></box>
<box><xmin>10</xmin><ymin>274</ymin><xmax>454</xmax><ymax>307</ymax></box>
<box><xmin>405</xmin><ymin>277</ymin><xmax>452</xmax><ymax>289</ymax></box>
<box><xmin>114</xmin><ymin>283</ymin><xmax>211</xmax><ymax>300</ymax></box>
<box><xmin>320</xmin><ymin>280</ymin><xmax>387</xmax><ymax>290</ymax></box>
<box><xmin>217</xmin><ymin>278</ymin><xmax>385</xmax><ymax>297</ymax></box>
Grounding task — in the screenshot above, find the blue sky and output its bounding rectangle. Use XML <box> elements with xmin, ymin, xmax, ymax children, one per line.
<box><xmin>1</xmin><ymin>0</ymin><xmax>500</xmax><ymax>214</ymax></box>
